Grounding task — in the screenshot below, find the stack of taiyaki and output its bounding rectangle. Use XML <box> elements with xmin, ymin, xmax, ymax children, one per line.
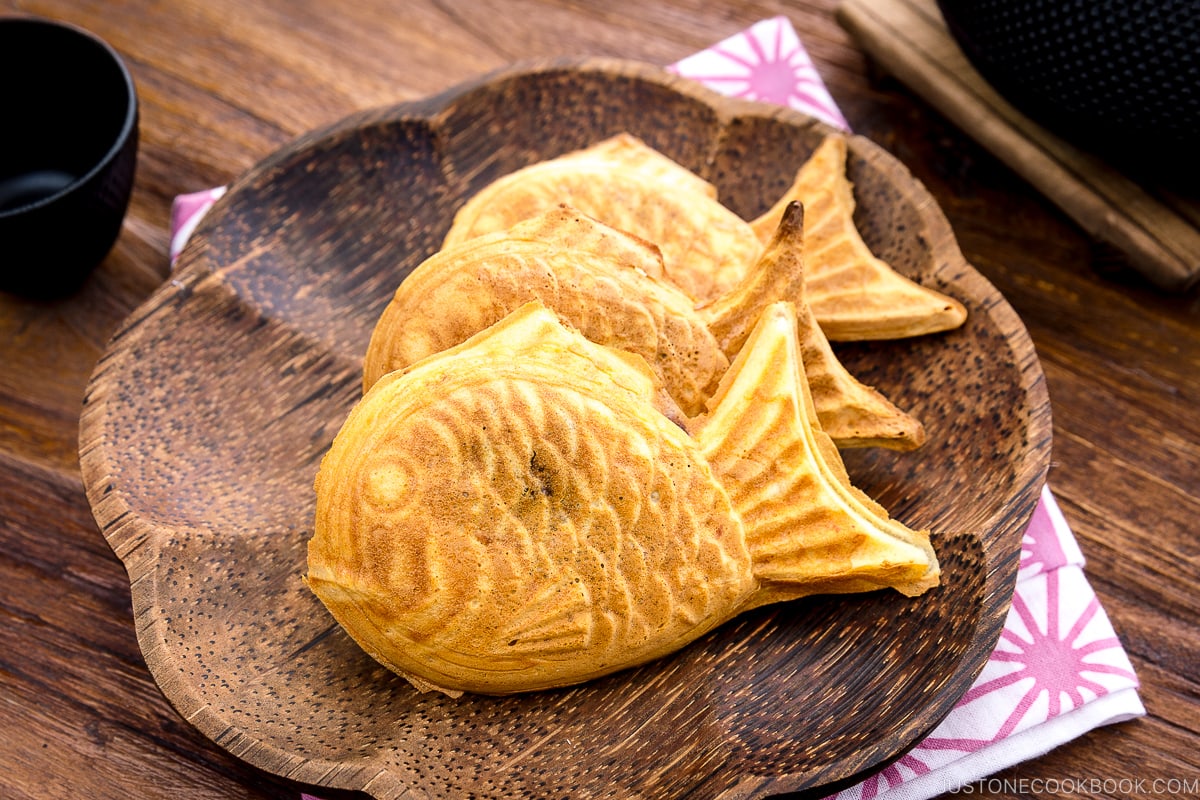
<box><xmin>306</xmin><ymin>133</ymin><xmax>965</xmax><ymax>696</ymax></box>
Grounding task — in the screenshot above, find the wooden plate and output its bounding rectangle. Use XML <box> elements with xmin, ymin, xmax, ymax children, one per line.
<box><xmin>80</xmin><ymin>58</ymin><xmax>1051</xmax><ymax>799</ymax></box>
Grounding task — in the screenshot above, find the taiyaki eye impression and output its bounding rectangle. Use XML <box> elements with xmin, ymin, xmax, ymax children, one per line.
<box><xmin>307</xmin><ymin>301</ymin><xmax>938</xmax><ymax>697</ymax></box>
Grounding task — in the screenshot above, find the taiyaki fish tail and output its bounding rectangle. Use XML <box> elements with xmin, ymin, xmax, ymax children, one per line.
<box><xmin>691</xmin><ymin>301</ymin><xmax>940</xmax><ymax>606</ymax></box>
<box><xmin>751</xmin><ymin>135</ymin><xmax>967</xmax><ymax>341</ymax></box>
<box><xmin>309</xmin><ymin>302</ymin><xmax>758</xmax><ymax>696</ymax></box>
<box><xmin>700</xmin><ymin>202</ymin><xmax>926</xmax><ymax>451</ymax></box>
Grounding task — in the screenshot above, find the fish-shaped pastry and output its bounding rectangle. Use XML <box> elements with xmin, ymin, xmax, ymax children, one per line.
<box><xmin>365</xmin><ymin>203</ymin><xmax>727</xmax><ymax>418</ymax></box>
<box><xmin>365</xmin><ymin>202</ymin><xmax>925</xmax><ymax>449</ymax></box>
<box><xmin>442</xmin><ymin>132</ymin><xmax>966</xmax><ymax>340</ymax></box>
<box><xmin>307</xmin><ymin>300</ymin><xmax>939</xmax><ymax>696</ymax></box>
<box><xmin>443</xmin><ymin>132</ymin><xmax>758</xmax><ymax>303</ymax></box>
<box><xmin>749</xmin><ymin>135</ymin><xmax>968</xmax><ymax>340</ymax></box>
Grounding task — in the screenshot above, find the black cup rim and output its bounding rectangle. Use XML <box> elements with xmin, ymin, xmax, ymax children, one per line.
<box><xmin>0</xmin><ymin>16</ymin><xmax>139</xmax><ymax>219</ymax></box>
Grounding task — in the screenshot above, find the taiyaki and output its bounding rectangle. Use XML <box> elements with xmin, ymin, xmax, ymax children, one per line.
<box><xmin>364</xmin><ymin>204</ymin><xmax>727</xmax><ymax>418</ymax></box>
<box><xmin>443</xmin><ymin>132</ymin><xmax>761</xmax><ymax>302</ymax></box>
<box><xmin>365</xmin><ymin>202</ymin><xmax>924</xmax><ymax>449</ymax></box>
<box><xmin>750</xmin><ymin>135</ymin><xmax>968</xmax><ymax>340</ymax></box>
<box><xmin>307</xmin><ymin>301</ymin><xmax>939</xmax><ymax>696</ymax></box>
<box><xmin>442</xmin><ymin>132</ymin><xmax>967</xmax><ymax>342</ymax></box>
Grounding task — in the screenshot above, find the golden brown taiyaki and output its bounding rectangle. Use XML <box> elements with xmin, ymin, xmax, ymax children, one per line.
<box><xmin>750</xmin><ymin>135</ymin><xmax>968</xmax><ymax>340</ymax></box>
<box><xmin>365</xmin><ymin>202</ymin><xmax>924</xmax><ymax>449</ymax></box>
<box><xmin>442</xmin><ymin>132</ymin><xmax>966</xmax><ymax>342</ymax></box>
<box><xmin>364</xmin><ymin>204</ymin><xmax>728</xmax><ymax>418</ymax></box>
<box><xmin>307</xmin><ymin>301</ymin><xmax>939</xmax><ymax>696</ymax></box>
<box><xmin>443</xmin><ymin>132</ymin><xmax>761</xmax><ymax>302</ymax></box>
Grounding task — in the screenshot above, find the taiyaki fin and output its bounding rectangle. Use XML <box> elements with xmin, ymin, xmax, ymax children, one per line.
<box><xmin>691</xmin><ymin>301</ymin><xmax>940</xmax><ymax>605</ymax></box>
<box><xmin>364</xmin><ymin>207</ymin><xmax>728</xmax><ymax>416</ymax></box>
<box><xmin>701</xmin><ymin>202</ymin><xmax>926</xmax><ymax>450</ymax></box>
<box><xmin>701</xmin><ymin>201</ymin><xmax>809</xmax><ymax>359</ymax></box>
<box><xmin>444</xmin><ymin>134</ymin><xmax>761</xmax><ymax>302</ymax></box>
<box><xmin>751</xmin><ymin>135</ymin><xmax>967</xmax><ymax>341</ymax></box>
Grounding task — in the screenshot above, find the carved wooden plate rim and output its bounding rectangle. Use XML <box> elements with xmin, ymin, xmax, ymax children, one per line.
<box><xmin>80</xmin><ymin>57</ymin><xmax>1052</xmax><ymax>800</ymax></box>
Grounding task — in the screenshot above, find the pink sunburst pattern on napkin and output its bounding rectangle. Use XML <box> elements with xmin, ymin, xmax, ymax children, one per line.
<box><xmin>965</xmin><ymin>568</ymin><xmax>1140</xmax><ymax>736</ymax></box>
<box><xmin>669</xmin><ymin>16</ymin><xmax>849</xmax><ymax>131</ymax></box>
<box><xmin>826</xmin><ymin>486</ymin><xmax>1141</xmax><ymax>800</ymax></box>
<box><xmin>834</xmin><ymin>570</ymin><xmax>1140</xmax><ymax>798</ymax></box>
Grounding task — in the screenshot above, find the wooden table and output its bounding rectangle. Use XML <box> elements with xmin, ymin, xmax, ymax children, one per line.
<box><xmin>2</xmin><ymin>1</ymin><xmax>1196</xmax><ymax>798</ymax></box>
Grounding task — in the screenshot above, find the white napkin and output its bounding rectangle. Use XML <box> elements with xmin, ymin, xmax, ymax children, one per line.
<box><xmin>171</xmin><ymin>17</ymin><xmax>1144</xmax><ymax>799</ymax></box>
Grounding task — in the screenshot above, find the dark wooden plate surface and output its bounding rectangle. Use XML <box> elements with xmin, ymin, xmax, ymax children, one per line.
<box><xmin>79</xmin><ymin>58</ymin><xmax>1051</xmax><ymax>799</ymax></box>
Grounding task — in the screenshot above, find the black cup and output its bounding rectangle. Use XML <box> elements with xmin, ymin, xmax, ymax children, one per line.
<box><xmin>0</xmin><ymin>16</ymin><xmax>139</xmax><ymax>297</ymax></box>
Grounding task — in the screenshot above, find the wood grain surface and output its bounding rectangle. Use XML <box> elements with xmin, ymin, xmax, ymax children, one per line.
<box><xmin>0</xmin><ymin>1</ymin><xmax>1197</xmax><ymax>799</ymax></box>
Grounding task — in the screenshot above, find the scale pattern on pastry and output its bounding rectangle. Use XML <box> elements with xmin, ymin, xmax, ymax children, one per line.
<box><xmin>366</xmin><ymin>203</ymin><xmax>925</xmax><ymax>449</ymax></box>
<box><xmin>308</xmin><ymin>301</ymin><xmax>938</xmax><ymax>696</ymax></box>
